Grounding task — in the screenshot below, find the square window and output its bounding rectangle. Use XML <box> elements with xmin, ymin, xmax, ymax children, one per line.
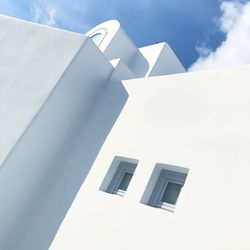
<box><xmin>147</xmin><ymin>167</ymin><xmax>188</xmax><ymax>211</ymax></box>
<box><xmin>105</xmin><ymin>159</ymin><xmax>138</xmax><ymax>196</ymax></box>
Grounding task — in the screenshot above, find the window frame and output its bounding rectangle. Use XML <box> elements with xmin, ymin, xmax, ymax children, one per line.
<box><xmin>106</xmin><ymin>161</ymin><xmax>137</xmax><ymax>196</ymax></box>
<box><xmin>148</xmin><ymin>169</ymin><xmax>187</xmax><ymax>211</ymax></box>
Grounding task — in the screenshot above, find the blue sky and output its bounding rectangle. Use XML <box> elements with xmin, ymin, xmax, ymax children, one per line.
<box><xmin>0</xmin><ymin>0</ymin><xmax>250</xmax><ymax>70</ymax></box>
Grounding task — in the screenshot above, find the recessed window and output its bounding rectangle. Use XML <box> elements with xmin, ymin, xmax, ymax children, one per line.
<box><xmin>145</xmin><ymin>165</ymin><xmax>188</xmax><ymax>211</ymax></box>
<box><xmin>102</xmin><ymin>157</ymin><xmax>138</xmax><ymax>196</ymax></box>
<box><xmin>117</xmin><ymin>172</ymin><xmax>133</xmax><ymax>192</ymax></box>
<box><xmin>160</xmin><ymin>182</ymin><xmax>182</xmax><ymax>205</ymax></box>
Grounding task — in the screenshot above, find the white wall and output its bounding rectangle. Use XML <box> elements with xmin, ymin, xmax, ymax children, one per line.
<box><xmin>140</xmin><ymin>42</ymin><xmax>186</xmax><ymax>76</ymax></box>
<box><xmin>0</xmin><ymin>17</ymin><xmax>129</xmax><ymax>250</ymax></box>
<box><xmin>110</xmin><ymin>59</ymin><xmax>135</xmax><ymax>81</ymax></box>
<box><xmin>51</xmin><ymin>65</ymin><xmax>250</xmax><ymax>250</ymax></box>
<box><xmin>0</xmin><ymin>15</ymin><xmax>86</xmax><ymax>166</ymax></box>
<box><xmin>86</xmin><ymin>20</ymin><xmax>149</xmax><ymax>78</ymax></box>
<box><xmin>2</xmin><ymin>16</ymin><xmax>248</xmax><ymax>250</ymax></box>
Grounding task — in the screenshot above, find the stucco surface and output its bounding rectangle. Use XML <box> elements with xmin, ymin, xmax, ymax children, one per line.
<box><xmin>0</xmin><ymin>15</ymin><xmax>87</xmax><ymax>165</ymax></box>
<box><xmin>1</xmin><ymin>15</ymin><xmax>249</xmax><ymax>250</ymax></box>
<box><xmin>51</xmin><ymin>65</ymin><xmax>250</xmax><ymax>250</ymax></box>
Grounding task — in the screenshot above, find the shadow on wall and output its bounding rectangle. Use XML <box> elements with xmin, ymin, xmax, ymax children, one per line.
<box><xmin>99</xmin><ymin>155</ymin><xmax>139</xmax><ymax>193</ymax></box>
<box><xmin>140</xmin><ymin>163</ymin><xmax>189</xmax><ymax>206</ymax></box>
<box><xmin>0</xmin><ymin>41</ymin><xmax>128</xmax><ymax>250</ymax></box>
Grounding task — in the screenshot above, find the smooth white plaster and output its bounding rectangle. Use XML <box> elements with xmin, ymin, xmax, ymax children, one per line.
<box><xmin>51</xmin><ymin>65</ymin><xmax>250</xmax><ymax>250</ymax></box>
<box><xmin>0</xmin><ymin>15</ymin><xmax>87</xmax><ymax>166</ymax></box>
<box><xmin>0</xmin><ymin>15</ymin><xmax>244</xmax><ymax>250</ymax></box>
<box><xmin>140</xmin><ymin>42</ymin><xmax>186</xmax><ymax>76</ymax></box>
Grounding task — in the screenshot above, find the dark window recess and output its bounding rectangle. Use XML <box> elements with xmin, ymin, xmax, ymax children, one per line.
<box><xmin>118</xmin><ymin>172</ymin><xmax>133</xmax><ymax>191</ymax></box>
<box><xmin>105</xmin><ymin>160</ymin><xmax>138</xmax><ymax>196</ymax></box>
<box><xmin>161</xmin><ymin>182</ymin><xmax>182</xmax><ymax>205</ymax></box>
<box><xmin>148</xmin><ymin>168</ymin><xmax>188</xmax><ymax>211</ymax></box>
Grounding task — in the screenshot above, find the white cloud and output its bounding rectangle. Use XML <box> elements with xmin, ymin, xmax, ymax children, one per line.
<box><xmin>189</xmin><ymin>0</ymin><xmax>250</xmax><ymax>71</ymax></box>
<box><xmin>31</xmin><ymin>3</ymin><xmax>57</xmax><ymax>27</ymax></box>
<box><xmin>195</xmin><ymin>43</ymin><xmax>212</xmax><ymax>57</ymax></box>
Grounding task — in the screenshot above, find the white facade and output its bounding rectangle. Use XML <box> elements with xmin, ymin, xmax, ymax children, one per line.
<box><xmin>0</xmin><ymin>15</ymin><xmax>249</xmax><ymax>250</ymax></box>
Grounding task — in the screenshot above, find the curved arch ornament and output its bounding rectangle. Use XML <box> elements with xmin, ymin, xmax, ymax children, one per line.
<box><xmin>85</xmin><ymin>20</ymin><xmax>120</xmax><ymax>52</ymax></box>
<box><xmin>89</xmin><ymin>28</ymin><xmax>107</xmax><ymax>46</ymax></box>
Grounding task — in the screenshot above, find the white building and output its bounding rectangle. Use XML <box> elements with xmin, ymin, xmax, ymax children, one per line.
<box><xmin>0</xmin><ymin>15</ymin><xmax>249</xmax><ymax>250</ymax></box>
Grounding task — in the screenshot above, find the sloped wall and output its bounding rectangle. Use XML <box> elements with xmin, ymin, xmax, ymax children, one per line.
<box><xmin>0</xmin><ymin>22</ymin><xmax>128</xmax><ymax>249</ymax></box>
